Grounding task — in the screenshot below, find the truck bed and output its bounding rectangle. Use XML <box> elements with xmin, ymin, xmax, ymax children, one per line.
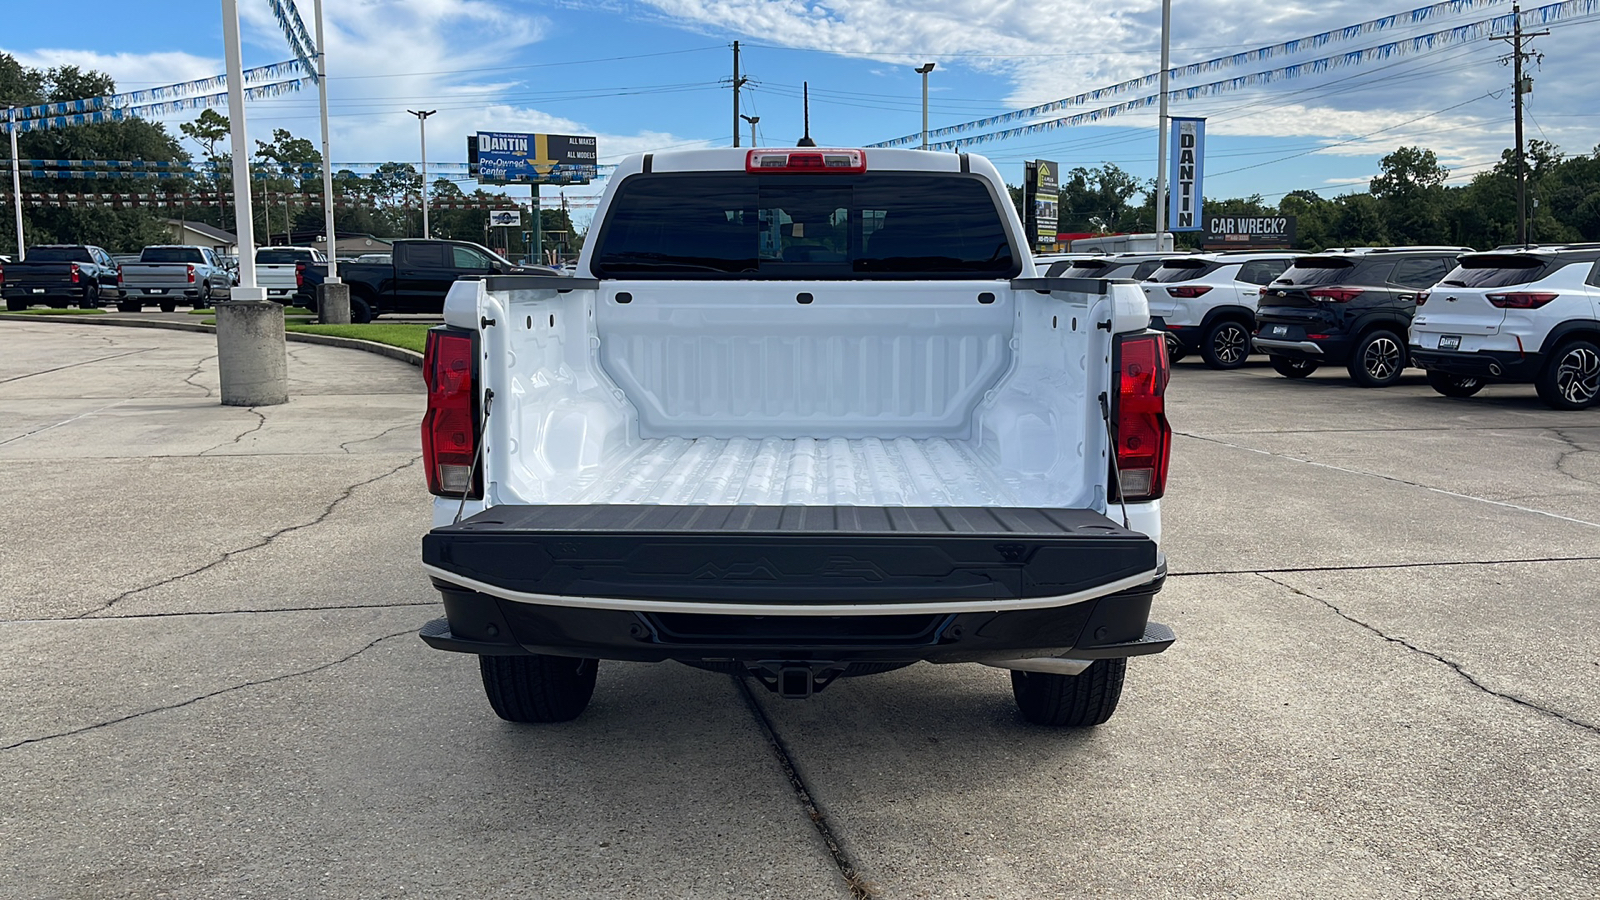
<box><xmin>565</xmin><ymin>436</ymin><xmax>1028</xmax><ymax>506</ymax></box>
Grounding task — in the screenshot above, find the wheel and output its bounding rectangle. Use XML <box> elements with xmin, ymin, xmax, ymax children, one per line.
<box><xmin>194</xmin><ymin>286</ymin><xmax>211</xmax><ymax>310</ymax></box>
<box><xmin>1010</xmin><ymin>658</ymin><xmax>1126</xmax><ymax>727</ymax></box>
<box><xmin>158</xmin><ymin>300</ymin><xmax>177</xmax><ymax>313</ymax></box>
<box><xmin>350</xmin><ymin>293</ymin><xmax>373</xmax><ymax>324</ymax></box>
<box><xmin>478</xmin><ymin>654</ymin><xmax>597</xmax><ymax>723</ymax></box>
<box><xmin>1199</xmin><ymin>319</ymin><xmax>1251</xmax><ymax>369</ymax></box>
<box><xmin>80</xmin><ymin>285</ymin><xmax>102</xmax><ymax>309</ymax></box>
<box><xmin>117</xmin><ymin>300</ymin><xmax>142</xmax><ymax>313</ymax></box>
<box><xmin>5</xmin><ymin>298</ymin><xmax>27</xmax><ymax>312</ymax></box>
<box><xmin>1426</xmin><ymin>370</ymin><xmax>1485</xmax><ymax>398</ymax></box>
<box><xmin>1346</xmin><ymin>329</ymin><xmax>1407</xmax><ymax>387</ymax></box>
<box><xmin>1163</xmin><ymin>332</ymin><xmax>1187</xmax><ymax>364</ymax></box>
<box><xmin>1535</xmin><ymin>339</ymin><xmax>1600</xmax><ymax>410</ymax></box>
<box><xmin>1270</xmin><ymin>355</ymin><xmax>1318</xmax><ymax>378</ymax></box>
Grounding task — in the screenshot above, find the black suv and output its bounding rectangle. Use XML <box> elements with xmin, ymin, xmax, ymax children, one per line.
<box><xmin>1253</xmin><ymin>247</ymin><xmax>1470</xmax><ymax>386</ymax></box>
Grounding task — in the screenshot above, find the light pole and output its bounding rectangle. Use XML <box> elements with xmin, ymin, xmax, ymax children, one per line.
<box><xmin>7</xmin><ymin>107</ymin><xmax>23</xmax><ymax>261</ymax></box>
<box><xmin>313</xmin><ymin>0</ymin><xmax>337</xmax><ymax>282</ymax></box>
<box><xmin>1154</xmin><ymin>0</ymin><xmax>1172</xmax><ymax>241</ymax></box>
<box><xmin>741</xmin><ymin>114</ymin><xmax>759</xmax><ymax>147</ymax></box>
<box><xmin>915</xmin><ymin>63</ymin><xmax>935</xmax><ymax>150</ymax></box>
<box><xmin>407</xmin><ymin>109</ymin><xmax>436</xmax><ymax>238</ymax></box>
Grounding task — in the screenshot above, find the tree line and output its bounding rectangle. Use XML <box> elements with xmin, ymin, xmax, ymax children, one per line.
<box><xmin>0</xmin><ymin>54</ymin><xmax>576</xmax><ymax>259</ymax></box>
<box><xmin>1014</xmin><ymin>141</ymin><xmax>1600</xmax><ymax>251</ymax></box>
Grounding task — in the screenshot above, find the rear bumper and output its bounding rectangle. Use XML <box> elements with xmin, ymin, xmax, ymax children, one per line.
<box><xmin>3</xmin><ymin>285</ymin><xmax>89</xmax><ymax>299</ymax></box>
<box><xmin>1150</xmin><ymin>317</ymin><xmax>1204</xmax><ymax>352</ymax></box>
<box><xmin>1409</xmin><ymin>347</ymin><xmax>1542</xmax><ymax>381</ymax></box>
<box><xmin>125</xmin><ymin>287</ymin><xmax>202</xmax><ymax>298</ymax></box>
<box><xmin>420</xmin><ymin>575</ymin><xmax>1171</xmax><ymax>664</ymax></box>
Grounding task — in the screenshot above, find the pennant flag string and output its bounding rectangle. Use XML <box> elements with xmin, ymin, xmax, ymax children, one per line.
<box><xmin>918</xmin><ymin>0</ymin><xmax>1596</xmax><ymax>152</ymax></box>
<box><xmin>8</xmin><ymin>61</ymin><xmax>306</xmax><ymax>122</ymax></box>
<box><xmin>266</xmin><ymin>0</ymin><xmax>321</xmax><ymax>84</ymax></box>
<box><xmin>869</xmin><ymin>0</ymin><xmax>1514</xmax><ymax>149</ymax></box>
<box><xmin>9</xmin><ymin>79</ymin><xmax>306</xmax><ymax>133</ymax></box>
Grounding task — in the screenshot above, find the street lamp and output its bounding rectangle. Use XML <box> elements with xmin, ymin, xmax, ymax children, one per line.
<box><xmin>915</xmin><ymin>63</ymin><xmax>936</xmax><ymax>150</ymax></box>
<box><xmin>407</xmin><ymin>109</ymin><xmax>436</xmax><ymax>238</ymax></box>
<box><xmin>740</xmin><ymin>114</ymin><xmax>760</xmax><ymax>147</ymax></box>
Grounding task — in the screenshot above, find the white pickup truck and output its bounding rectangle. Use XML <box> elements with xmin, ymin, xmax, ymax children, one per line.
<box><xmin>417</xmin><ymin>147</ymin><xmax>1174</xmax><ymax>726</ymax></box>
<box><xmin>254</xmin><ymin>246</ymin><xmax>325</xmax><ymax>304</ymax></box>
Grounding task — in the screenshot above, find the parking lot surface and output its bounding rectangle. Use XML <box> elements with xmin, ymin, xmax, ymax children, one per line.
<box><xmin>2</xmin><ymin>322</ymin><xmax>1596</xmax><ymax>898</ymax></box>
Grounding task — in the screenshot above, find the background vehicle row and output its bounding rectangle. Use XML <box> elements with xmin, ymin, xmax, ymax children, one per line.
<box><xmin>1</xmin><ymin>245</ymin><xmax>122</xmax><ymax>311</ymax></box>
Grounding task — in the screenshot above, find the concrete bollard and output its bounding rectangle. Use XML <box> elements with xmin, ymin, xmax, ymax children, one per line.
<box><xmin>317</xmin><ymin>281</ymin><xmax>351</xmax><ymax>325</ymax></box>
<box><xmin>215</xmin><ymin>300</ymin><xmax>289</xmax><ymax>406</ymax></box>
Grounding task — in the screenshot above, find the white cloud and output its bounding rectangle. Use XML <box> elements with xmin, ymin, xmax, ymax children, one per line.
<box><xmin>8</xmin><ymin>49</ymin><xmax>222</xmax><ymax>90</ymax></box>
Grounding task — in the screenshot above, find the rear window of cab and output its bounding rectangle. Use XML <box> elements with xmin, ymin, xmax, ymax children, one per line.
<box><xmin>1438</xmin><ymin>255</ymin><xmax>1553</xmax><ymax>289</ymax></box>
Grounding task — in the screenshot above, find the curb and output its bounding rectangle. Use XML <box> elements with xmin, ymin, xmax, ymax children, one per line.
<box><xmin>0</xmin><ymin>313</ymin><xmax>425</xmax><ymax>367</ymax></box>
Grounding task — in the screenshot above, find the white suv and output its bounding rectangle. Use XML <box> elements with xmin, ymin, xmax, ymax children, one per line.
<box><xmin>1410</xmin><ymin>246</ymin><xmax>1600</xmax><ymax>409</ymax></box>
<box><xmin>1142</xmin><ymin>252</ymin><xmax>1298</xmax><ymax>368</ymax></box>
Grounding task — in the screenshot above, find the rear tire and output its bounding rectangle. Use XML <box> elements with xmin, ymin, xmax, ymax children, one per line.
<box><xmin>350</xmin><ymin>294</ymin><xmax>373</xmax><ymax>324</ymax></box>
<box><xmin>479</xmin><ymin>654</ymin><xmax>597</xmax><ymax>723</ymax></box>
<box><xmin>1163</xmin><ymin>332</ymin><xmax>1187</xmax><ymax>364</ymax></box>
<box><xmin>1199</xmin><ymin>319</ymin><xmax>1251</xmax><ymax>369</ymax></box>
<box><xmin>1426</xmin><ymin>370</ymin><xmax>1485</xmax><ymax>398</ymax></box>
<box><xmin>81</xmin><ymin>285</ymin><xmax>102</xmax><ymax>309</ymax></box>
<box><xmin>5</xmin><ymin>298</ymin><xmax>27</xmax><ymax>312</ymax></box>
<box><xmin>1535</xmin><ymin>339</ymin><xmax>1600</xmax><ymax>410</ymax></box>
<box><xmin>1011</xmin><ymin>658</ymin><xmax>1126</xmax><ymax>727</ymax></box>
<box><xmin>1270</xmin><ymin>355</ymin><xmax>1318</xmax><ymax>378</ymax></box>
<box><xmin>1347</xmin><ymin>329</ymin><xmax>1407</xmax><ymax>387</ymax></box>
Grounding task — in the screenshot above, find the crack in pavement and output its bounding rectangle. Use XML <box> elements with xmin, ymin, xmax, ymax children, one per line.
<box><xmin>182</xmin><ymin>353</ymin><xmax>218</xmax><ymax>396</ymax></box>
<box><xmin>339</xmin><ymin>422</ymin><xmax>415</xmax><ymax>454</ymax></box>
<box><xmin>75</xmin><ymin>456</ymin><xmax>422</xmax><ymax>619</ymax></box>
<box><xmin>1170</xmin><ymin>555</ymin><xmax>1600</xmax><ymax>578</ymax></box>
<box><xmin>4</xmin><ymin>601</ymin><xmax>437</xmax><ymax>625</ymax></box>
<box><xmin>735</xmin><ymin>676</ymin><xmax>876</xmax><ymax>900</ymax></box>
<box><xmin>0</xmin><ymin>398</ymin><xmax>131</xmax><ymax>447</ymax></box>
<box><xmin>0</xmin><ymin>630</ymin><xmax>413</xmax><ymax>752</ymax></box>
<box><xmin>0</xmin><ymin>348</ymin><xmax>155</xmax><ymax>385</ymax></box>
<box><xmin>199</xmin><ymin>406</ymin><xmax>268</xmax><ymax>456</ymax></box>
<box><xmin>1177</xmin><ymin>431</ymin><xmax>1600</xmax><ymax>531</ymax></box>
<box><xmin>1547</xmin><ymin>428</ymin><xmax>1598</xmax><ymax>488</ymax></box>
<box><xmin>1259</xmin><ymin>573</ymin><xmax>1600</xmax><ymax>737</ymax></box>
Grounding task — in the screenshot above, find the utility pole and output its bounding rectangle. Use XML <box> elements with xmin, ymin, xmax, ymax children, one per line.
<box><xmin>408</xmin><ymin>109</ymin><xmax>436</xmax><ymax>237</ymax></box>
<box><xmin>915</xmin><ymin>63</ymin><xmax>935</xmax><ymax>150</ymax></box>
<box><xmin>7</xmin><ymin>107</ymin><xmax>23</xmax><ymax>261</ymax></box>
<box><xmin>741</xmin><ymin>114</ymin><xmax>760</xmax><ymax>147</ymax></box>
<box><xmin>313</xmin><ymin>0</ymin><xmax>338</xmax><ymax>283</ymax></box>
<box><xmin>1153</xmin><ymin>0</ymin><xmax>1172</xmax><ymax>245</ymax></box>
<box><xmin>1494</xmin><ymin>3</ymin><xmax>1547</xmax><ymax>248</ymax></box>
<box><xmin>731</xmin><ymin>41</ymin><xmax>747</xmax><ymax>148</ymax></box>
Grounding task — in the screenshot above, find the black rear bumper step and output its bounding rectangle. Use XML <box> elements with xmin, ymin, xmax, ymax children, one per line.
<box><xmin>423</xmin><ymin>505</ymin><xmax>1159</xmax><ymax>606</ymax></box>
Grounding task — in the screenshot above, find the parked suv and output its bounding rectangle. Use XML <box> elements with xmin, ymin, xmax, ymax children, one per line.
<box><xmin>1142</xmin><ymin>251</ymin><xmax>1297</xmax><ymax>368</ymax></box>
<box><xmin>1253</xmin><ymin>247</ymin><xmax>1469</xmax><ymax>386</ymax></box>
<box><xmin>1410</xmin><ymin>246</ymin><xmax>1600</xmax><ymax>409</ymax></box>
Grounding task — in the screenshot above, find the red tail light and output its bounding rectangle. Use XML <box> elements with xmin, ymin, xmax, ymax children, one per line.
<box><xmin>1165</xmin><ymin>285</ymin><xmax>1212</xmax><ymax>298</ymax></box>
<box><xmin>422</xmin><ymin>328</ymin><xmax>479</xmax><ymax>497</ymax></box>
<box><xmin>116</xmin><ymin>265</ymin><xmax>124</xmax><ymax>285</ymax></box>
<box><xmin>1415</xmin><ymin>291</ymin><xmax>1430</xmax><ymax>306</ymax></box>
<box><xmin>1309</xmin><ymin>287</ymin><xmax>1363</xmax><ymax>303</ymax></box>
<box><xmin>1487</xmin><ymin>292</ymin><xmax>1558</xmax><ymax>309</ymax></box>
<box><xmin>1113</xmin><ymin>332</ymin><xmax>1172</xmax><ymax>502</ymax></box>
<box><xmin>70</xmin><ymin>263</ymin><xmax>81</xmax><ymax>283</ymax></box>
<box><xmin>295</xmin><ymin>261</ymin><xmax>306</xmax><ymax>288</ymax></box>
<box><xmin>186</xmin><ymin>264</ymin><xmax>196</xmax><ymax>284</ymax></box>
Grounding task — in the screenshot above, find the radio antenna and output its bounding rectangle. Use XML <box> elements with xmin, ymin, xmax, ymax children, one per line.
<box><xmin>797</xmin><ymin>82</ymin><xmax>816</xmax><ymax>147</ymax></box>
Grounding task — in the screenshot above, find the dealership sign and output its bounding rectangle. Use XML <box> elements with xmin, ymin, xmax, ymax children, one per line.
<box><xmin>469</xmin><ymin>132</ymin><xmax>597</xmax><ymax>185</ymax></box>
<box><xmin>1025</xmin><ymin>159</ymin><xmax>1060</xmax><ymax>250</ymax></box>
<box><xmin>1203</xmin><ymin>215</ymin><xmax>1297</xmax><ymax>247</ymax></box>
<box><xmin>489</xmin><ymin>210</ymin><xmax>522</xmax><ymax>227</ymax></box>
<box><xmin>1168</xmin><ymin>117</ymin><xmax>1205</xmax><ymax>233</ymax></box>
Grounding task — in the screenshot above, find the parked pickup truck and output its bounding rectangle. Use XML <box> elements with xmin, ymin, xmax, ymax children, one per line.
<box><xmin>2</xmin><ymin>245</ymin><xmax>123</xmax><ymax>311</ymax></box>
<box><xmin>255</xmin><ymin>246</ymin><xmax>324</xmax><ymax>304</ymax></box>
<box><xmin>300</xmin><ymin>238</ymin><xmax>550</xmax><ymax>322</ymax></box>
<box><xmin>117</xmin><ymin>245</ymin><xmax>233</xmax><ymax>311</ymax></box>
<box><xmin>418</xmin><ymin>147</ymin><xmax>1175</xmax><ymax>727</ymax></box>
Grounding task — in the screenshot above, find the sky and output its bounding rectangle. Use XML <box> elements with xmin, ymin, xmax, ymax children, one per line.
<box><xmin>5</xmin><ymin>0</ymin><xmax>1600</xmax><ymax>225</ymax></box>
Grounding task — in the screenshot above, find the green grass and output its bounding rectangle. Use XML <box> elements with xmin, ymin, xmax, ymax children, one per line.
<box><xmin>286</xmin><ymin>323</ymin><xmax>430</xmax><ymax>353</ymax></box>
<box><xmin>189</xmin><ymin>306</ymin><xmax>315</xmax><ymax>316</ymax></box>
<box><xmin>8</xmin><ymin>307</ymin><xmax>108</xmax><ymax>315</ymax></box>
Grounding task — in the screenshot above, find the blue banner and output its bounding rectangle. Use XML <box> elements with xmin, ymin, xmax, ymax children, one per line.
<box><xmin>1169</xmin><ymin>118</ymin><xmax>1205</xmax><ymax>233</ymax></box>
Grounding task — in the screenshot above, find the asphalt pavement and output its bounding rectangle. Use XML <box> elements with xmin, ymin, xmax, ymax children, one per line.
<box><xmin>1</xmin><ymin>322</ymin><xmax>1596</xmax><ymax>898</ymax></box>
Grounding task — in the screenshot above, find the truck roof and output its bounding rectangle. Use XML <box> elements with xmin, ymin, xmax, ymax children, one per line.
<box><xmin>617</xmin><ymin>146</ymin><xmax>997</xmax><ymax>179</ymax></box>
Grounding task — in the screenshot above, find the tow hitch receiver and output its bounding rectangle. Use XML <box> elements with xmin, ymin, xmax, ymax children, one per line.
<box><xmin>746</xmin><ymin>661</ymin><xmax>846</xmax><ymax>699</ymax></box>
